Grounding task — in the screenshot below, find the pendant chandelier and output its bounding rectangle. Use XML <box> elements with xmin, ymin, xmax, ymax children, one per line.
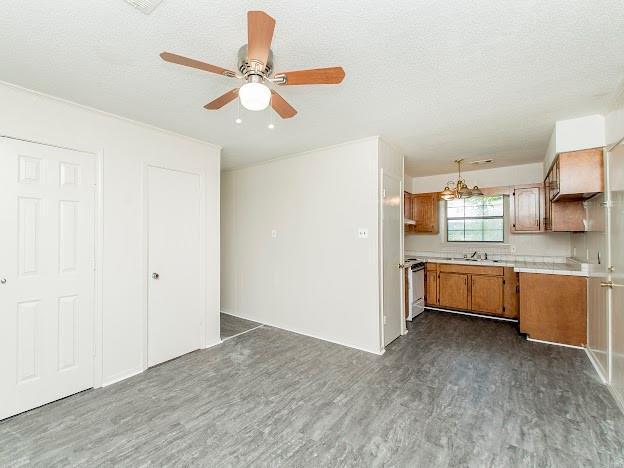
<box><xmin>440</xmin><ymin>159</ymin><xmax>483</xmax><ymax>201</ymax></box>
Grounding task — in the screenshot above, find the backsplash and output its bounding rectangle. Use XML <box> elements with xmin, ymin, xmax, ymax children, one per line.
<box><xmin>405</xmin><ymin>248</ymin><xmax>569</xmax><ymax>264</ymax></box>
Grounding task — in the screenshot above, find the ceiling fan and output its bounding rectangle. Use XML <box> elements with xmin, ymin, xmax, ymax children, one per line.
<box><xmin>160</xmin><ymin>11</ymin><xmax>346</xmax><ymax>119</ymax></box>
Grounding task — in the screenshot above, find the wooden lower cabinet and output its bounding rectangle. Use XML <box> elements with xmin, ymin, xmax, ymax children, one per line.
<box><xmin>425</xmin><ymin>263</ymin><xmax>438</xmax><ymax>305</ymax></box>
<box><xmin>471</xmin><ymin>275</ymin><xmax>503</xmax><ymax>315</ymax></box>
<box><xmin>519</xmin><ymin>273</ymin><xmax>587</xmax><ymax>346</ymax></box>
<box><xmin>425</xmin><ymin>262</ymin><xmax>517</xmax><ymax>318</ymax></box>
<box><xmin>438</xmin><ymin>272</ymin><xmax>468</xmax><ymax>310</ymax></box>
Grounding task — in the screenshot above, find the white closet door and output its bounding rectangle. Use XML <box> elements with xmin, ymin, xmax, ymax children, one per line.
<box><xmin>382</xmin><ymin>173</ymin><xmax>402</xmax><ymax>346</ymax></box>
<box><xmin>147</xmin><ymin>166</ymin><xmax>202</xmax><ymax>367</ymax></box>
<box><xmin>0</xmin><ymin>138</ymin><xmax>95</xmax><ymax>420</ymax></box>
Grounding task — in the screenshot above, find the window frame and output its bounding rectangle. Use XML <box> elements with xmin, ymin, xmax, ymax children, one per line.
<box><xmin>445</xmin><ymin>195</ymin><xmax>505</xmax><ymax>243</ymax></box>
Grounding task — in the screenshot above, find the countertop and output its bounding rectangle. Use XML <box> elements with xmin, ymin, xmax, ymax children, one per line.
<box><xmin>405</xmin><ymin>256</ymin><xmax>589</xmax><ymax>277</ymax></box>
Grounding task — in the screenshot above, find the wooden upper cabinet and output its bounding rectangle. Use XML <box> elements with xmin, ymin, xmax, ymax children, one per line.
<box><xmin>551</xmin><ymin>148</ymin><xmax>604</xmax><ymax>201</ymax></box>
<box><xmin>471</xmin><ymin>275</ymin><xmax>504</xmax><ymax>315</ymax></box>
<box><xmin>438</xmin><ymin>272</ymin><xmax>468</xmax><ymax>310</ymax></box>
<box><xmin>511</xmin><ymin>184</ymin><xmax>542</xmax><ymax>232</ymax></box>
<box><xmin>411</xmin><ymin>192</ymin><xmax>439</xmax><ymax>234</ymax></box>
<box><xmin>404</xmin><ymin>191</ymin><xmax>413</xmax><ymax>222</ymax></box>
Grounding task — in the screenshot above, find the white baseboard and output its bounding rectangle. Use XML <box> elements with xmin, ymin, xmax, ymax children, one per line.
<box><xmin>584</xmin><ymin>347</ymin><xmax>608</xmax><ymax>384</ymax></box>
<box><xmin>428</xmin><ymin>307</ymin><xmax>518</xmax><ymax>323</ymax></box>
<box><xmin>220</xmin><ymin>310</ymin><xmax>384</xmax><ymax>355</ymax></box>
<box><xmin>221</xmin><ymin>324</ymin><xmax>264</xmax><ymax>342</ymax></box>
<box><xmin>526</xmin><ymin>337</ymin><xmax>584</xmax><ymax>350</ymax></box>
<box><xmin>102</xmin><ymin>367</ymin><xmax>143</xmax><ymax>387</ymax></box>
<box><xmin>607</xmin><ymin>383</ymin><xmax>624</xmax><ymax>416</ymax></box>
<box><xmin>203</xmin><ymin>338</ymin><xmax>223</xmax><ymax>349</ymax></box>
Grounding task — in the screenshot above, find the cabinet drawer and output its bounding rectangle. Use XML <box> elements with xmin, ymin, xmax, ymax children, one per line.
<box><xmin>426</xmin><ymin>262</ymin><xmax>438</xmax><ymax>271</ymax></box>
<box><xmin>438</xmin><ymin>264</ymin><xmax>503</xmax><ymax>276</ymax></box>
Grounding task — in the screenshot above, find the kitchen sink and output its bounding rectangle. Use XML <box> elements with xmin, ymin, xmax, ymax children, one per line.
<box><xmin>437</xmin><ymin>257</ymin><xmax>502</xmax><ymax>263</ymax></box>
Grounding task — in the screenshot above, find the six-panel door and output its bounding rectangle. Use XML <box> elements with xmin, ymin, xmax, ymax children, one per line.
<box><xmin>0</xmin><ymin>138</ymin><xmax>95</xmax><ymax>420</ymax></box>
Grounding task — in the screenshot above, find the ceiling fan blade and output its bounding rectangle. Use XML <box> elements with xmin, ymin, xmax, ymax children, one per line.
<box><xmin>160</xmin><ymin>52</ymin><xmax>236</xmax><ymax>78</ymax></box>
<box><xmin>275</xmin><ymin>67</ymin><xmax>345</xmax><ymax>85</ymax></box>
<box><xmin>247</xmin><ymin>11</ymin><xmax>276</xmax><ymax>67</ymax></box>
<box><xmin>270</xmin><ymin>90</ymin><xmax>297</xmax><ymax>119</ymax></box>
<box><xmin>204</xmin><ymin>89</ymin><xmax>239</xmax><ymax>110</ymax></box>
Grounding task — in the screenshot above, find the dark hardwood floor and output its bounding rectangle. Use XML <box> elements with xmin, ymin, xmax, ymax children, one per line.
<box><xmin>2</xmin><ymin>311</ymin><xmax>623</xmax><ymax>467</ymax></box>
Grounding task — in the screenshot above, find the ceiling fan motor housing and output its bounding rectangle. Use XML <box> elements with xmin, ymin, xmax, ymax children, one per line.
<box><xmin>238</xmin><ymin>45</ymin><xmax>273</xmax><ymax>79</ymax></box>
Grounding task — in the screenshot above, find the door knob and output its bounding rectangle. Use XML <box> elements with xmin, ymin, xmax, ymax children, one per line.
<box><xmin>152</xmin><ymin>273</ymin><xmax>160</xmax><ymax>280</ymax></box>
<box><xmin>0</xmin><ymin>278</ymin><xmax>6</xmax><ymax>284</ymax></box>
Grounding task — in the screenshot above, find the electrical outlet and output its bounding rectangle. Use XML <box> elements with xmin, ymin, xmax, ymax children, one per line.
<box><xmin>271</xmin><ymin>229</ymin><xmax>278</xmax><ymax>239</ymax></box>
<box><xmin>383</xmin><ymin>315</ymin><xmax>387</xmax><ymax>325</ymax></box>
<box><xmin>358</xmin><ymin>228</ymin><xmax>368</xmax><ymax>239</ymax></box>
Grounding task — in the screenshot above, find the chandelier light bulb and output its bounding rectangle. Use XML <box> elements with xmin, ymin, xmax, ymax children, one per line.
<box><xmin>235</xmin><ymin>117</ymin><xmax>242</xmax><ymax>124</ymax></box>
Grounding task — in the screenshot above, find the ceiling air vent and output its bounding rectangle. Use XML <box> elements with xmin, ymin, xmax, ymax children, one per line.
<box><xmin>470</xmin><ymin>159</ymin><xmax>494</xmax><ymax>166</ymax></box>
<box><xmin>124</xmin><ymin>0</ymin><xmax>164</xmax><ymax>14</ymax></box>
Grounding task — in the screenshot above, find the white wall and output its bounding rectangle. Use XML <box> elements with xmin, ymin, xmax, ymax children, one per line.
<box><xmin>0</xmin><ymin>81</ymin><xmax>221</xmax><ymax>386</ymax></box>
<box><xmin>405</xmin><ymin>163</ymin><xmax>572</xmax><ymax>257</ymax></box>
<box><xmin>221</xmin><ymin>137</ymin><xmax>384</xmax><ymax>354</ymax></box>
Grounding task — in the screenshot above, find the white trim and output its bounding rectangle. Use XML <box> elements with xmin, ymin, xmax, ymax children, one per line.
<box><xmin>427</xmin><ymin>306</ymin><xmax>518</xmax><ymax>322</ymax></box>
<box><xmin>102</xmin><ymin>368</ymin><xmax>143</xmax><ymax>387</ymax></box>
<box><xmin>526</xmin><ymin>337</ymin><xmax>584</xmax><ymax>350</ymax></box>
<box><xmin>607</xmin><ymin>382</ymin><xmax>624</xmax><ymax>415</ymax></box>
<box><xmin>585</xmin><ymin>348</ymin><xmax>609</xmax><ymax>384</ymax></box>
<box><xmin>221</xmin><ymin>324</ymin><xmax>265</xmax><ymax>342</ymax></box>
<box><xmin>203</xmin><ymin>339</ymin><xmax>223</xmax><ymax>350</ymax></box>
<box><xmin>0</xmin><ymin>80</ymin><xmax>222</xmax><ymax>151</ymax></box>
<box><xmin>221</xmin><ymin>311</ymin><xmax>384</xmax><ymax>355</ymax></box>
<box><xmin>141</xmin><ymin>163</ymin><xmax>209</xmax><ymax>371</ymax></box>
<box><xmin>93</xmin><ymin>150</ymin><xmax>104</xmax><ymax>388</ymax></box>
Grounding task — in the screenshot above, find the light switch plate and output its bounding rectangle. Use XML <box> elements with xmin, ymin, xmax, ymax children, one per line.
<box><xmin>271</xmin><ymin>229</ymin><xmax>278</xmax><ymax>239</ymax></box>
<box><xmin>358</xmin><ymin>228</ymin><xmax>368</xmax><ymax>239</ymax></box>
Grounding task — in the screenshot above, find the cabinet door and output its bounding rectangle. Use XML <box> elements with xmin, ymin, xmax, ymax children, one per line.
<box><xmin>438</xmin><ymin>273</ymin><xmax>468</xmax><ymax>310</ymax></box>
<box><xmin>513</xmin><ymin>186</ymin><xmax>540</xmax><ymax>232</ymax></box>
<box><xmin>544</xmin><ymin>174</ymin><xmax>552</xmax><ymax>231</ymax></box>
<box><xmin>403</xmin><ymin>192</ymin><xmax>414</xmax><ymax>233</ymax></box>
<box><xmin>471</xmin><ymin>275</ymin><xmax>504</xmax><ymax>315</ymax></box>
<box><xmin>425</xmin><ymin>269</ymin><xmax>438</xmax><ymax>305</ymax></box>
<box><xmin>404</xmin><ymin>191</ymin><xmax>413</xmax><ymax>220</ymax></box>
<box><xmin>412</xmin><ymin>193</ymin><xmax>439</xmax><ymax>233</ymax></box>
<box><xmin>551</xmin><ymin>158</ymin><xmax>560</xmax><ymax>200</ymax></box>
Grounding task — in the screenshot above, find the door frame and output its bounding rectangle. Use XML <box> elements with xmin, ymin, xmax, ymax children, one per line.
<box><xmin>140</xmin><ymin>162</ymin><xmax>208</xmax><ymax>371</ymax></box>
<box><xmin>378</xmin><ymin>169</ymin><xmax>406</xmax><ymax>352</ymax></box>
<box><xmin>0</xmin><ymin>134</ymin><xmax>104</xmax><ymax>389</ymax></box>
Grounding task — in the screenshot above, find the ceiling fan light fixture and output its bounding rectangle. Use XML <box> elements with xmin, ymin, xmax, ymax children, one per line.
<box><xmin>239</xmin><ymin>82</ymin><xmax>271</xmax><ymax>111</ymax></box>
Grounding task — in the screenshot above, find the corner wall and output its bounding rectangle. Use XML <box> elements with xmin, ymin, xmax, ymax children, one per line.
<box><xmin>221</xmin><ymin>137</ymin><xmax>383</xmax><ymax>354</ymax></box>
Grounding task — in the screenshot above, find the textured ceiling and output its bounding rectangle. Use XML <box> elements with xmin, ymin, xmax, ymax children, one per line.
<box><xmin>1</xmin><ymin>0</ymin><xmax>623</xmax><ymax>175</ymax></box>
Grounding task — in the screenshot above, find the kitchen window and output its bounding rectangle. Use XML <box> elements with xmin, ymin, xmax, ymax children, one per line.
<box><xmin>446</xmin><ymin>195</ymin><xmax>504</xmax><ymax>242</ymax></box>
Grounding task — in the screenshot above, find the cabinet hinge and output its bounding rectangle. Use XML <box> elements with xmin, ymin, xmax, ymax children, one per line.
<box><xmin>503</xmin><ymin>306</ymin><xmax>506</xmax><ymax>312</ymax></box>
<box><xmin>503</xmin><ymin>279</ymin><xmax>506</xmax><ymax>285</ymax></box>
